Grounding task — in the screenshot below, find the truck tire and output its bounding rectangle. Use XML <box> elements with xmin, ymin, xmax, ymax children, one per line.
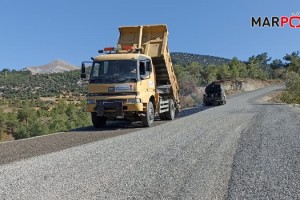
<box><xmin>141</xmin><ymin>101</ymin><xmax>155</xmax><ymax>127</ymax></box>
<box><xmin>165</xmin><ymin>99</ymin><xmax>175</xmax><ymax>120</ymax></box>
<box><xmin>91</xmin><ymin>112</ymin><xmax>106</xmax><ymax>128</ymax></box>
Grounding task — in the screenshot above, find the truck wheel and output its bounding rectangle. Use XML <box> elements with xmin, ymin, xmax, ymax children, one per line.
<box><xmin>165</xmin><ymin>99</ymin><xmax>175</xmax><ymax>120</ymax></box>
<box><xmin>141</xmin><ymin>101</ymin><xmax>155</xmax><ymax>127</ymax></box>
<box><xmin>91</xmin><ymin>112</ymin><xmax>106</xmax><ymax>128</ymax></box>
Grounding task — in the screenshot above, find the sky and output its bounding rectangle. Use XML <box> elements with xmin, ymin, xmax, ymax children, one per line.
<box><xmin>0</xmin><ymin>0</ymin><xmax>299</xmax><ymax>70</ymax></box>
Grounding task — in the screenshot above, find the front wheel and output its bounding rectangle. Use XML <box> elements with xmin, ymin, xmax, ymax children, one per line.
<box><xmin>141</xmin><ymin>101</ymin><xmax>155</xmax><ymax>127</ymax></box>
<box><xmin>91</xmin><ymin>112</ymin><xmax>107</xmax><ymax>128</ymax></box>
<box><xmin>165</xmin><ymin>99</ymin><xmax>175</xmax><ymax>120</ymax></box>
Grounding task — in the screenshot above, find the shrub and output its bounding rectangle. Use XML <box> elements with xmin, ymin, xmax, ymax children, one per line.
<box><xmin>280</xmin><ymin>72</ymin><xmax>300</xmax><ymax>104</ymax></box>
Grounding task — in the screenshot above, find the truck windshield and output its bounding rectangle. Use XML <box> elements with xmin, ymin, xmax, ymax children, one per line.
<box><xmin>90</xmin><ymin>60</ymin><xmax>137</xmax><ymax>83</ymax></box>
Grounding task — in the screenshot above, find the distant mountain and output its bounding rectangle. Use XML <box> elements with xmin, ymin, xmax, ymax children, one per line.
<box><xmin>171</xmin><ymin>52</ymin><xmax>230</xmax><ymax>66</ymax></box>
<box><xmin>24</xmin><ymin>60</ymin><xmax>79</xmax><ymax>75</ymax></box>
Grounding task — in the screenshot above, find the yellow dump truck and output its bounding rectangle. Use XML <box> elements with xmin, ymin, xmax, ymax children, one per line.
<box><xmin>81</xmin><ymin>24</ymin><xmax>180</xmax><ymax>127</ymax></box>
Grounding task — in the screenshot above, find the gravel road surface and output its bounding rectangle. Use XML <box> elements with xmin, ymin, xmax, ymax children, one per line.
<box><xmin>1</xmin><ymin>85</ymin><xmax>299</xmax><ymax>199</ymax></box>
<box><xmin>0</xmin><ymin>121</ymin><xmax>165</xmax><ymax>165</ymax></box>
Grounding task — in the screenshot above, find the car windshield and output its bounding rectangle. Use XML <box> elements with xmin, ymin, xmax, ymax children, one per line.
<box><xmin>90</xmin><ymin>60</ymin><xmax>137</xmax><ymax>83</ymax></box>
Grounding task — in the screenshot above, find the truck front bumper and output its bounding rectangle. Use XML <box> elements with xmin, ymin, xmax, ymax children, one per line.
<box><xmin>86</xmin><ymin>101</ymin><xmax>144</xmax><ymax>116</ymax></box>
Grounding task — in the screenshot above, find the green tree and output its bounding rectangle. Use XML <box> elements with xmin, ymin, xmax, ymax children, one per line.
<box><xmin>66</xmin><ymin>104</ymin><xmax>78</xmax><ymax>129</ymax></box>
<box><xmin>202</xmin><ymin>65</ymin><xmax>218</xmax><ymax>83</ymax></box>
<box><xmin>247</xmin><ymin>53</ymin><xmax>272</xmax><ymax>79</ymax></box>
<box><xmin>285</xmin><ymin>53</ymin><xmax>300</xmax><ymax>73</ymax></box>
<box><xmin>49</xmin><ymin>113</ymin><xmax>68</xmax><ymax>132</ymax></box>
<box><xmin>270</xmin><ymin>59</ymin><xmax>285</xmax><ymax>70</ymax></box>
<box><xmin>280</xmin><ymin>72</ymin><xmax>300</xmax><ymax>103</ymax></box>
<box><xmin>255</xmin><ymin>52</ymin><xmax>272</xmax><ymax>67</ymax></box>
<box><xmin>14</xmin><ymin>125</ymin><xmax>30</xmax><ymax>139</ymax></box>
<box><xmin>17</xmin><ymin>107</ymin><xmax>35</xmax><ymax>124</ymax></box>
<box><xmin>186</xmin><ymin>62</ymin><xmax>203</xmax><ymax>85</ymax></box>
<box><xmin>54</xmin><ymin>100</ymin><xmax>68</xmax><ymax>115</ymax></box>
<box><xmin>0</xmin><ymin>110</ymin><xmax>6</xmax><ymax>127</ymax></box>
<box><xmin>227</xmin><ymin>57</ymin><xmax>247</xmax><ymax>79</ymax></box>
<box><xmin>6</xmin><ymin>112</ymin><xmax>18</xmax><ymax>135</ymax></box>
<box><xmin>174</xmin><ymin>63</ymin><xmax>186</xmax><ymax>78</ymax></box>
<box><xmin>178</xmin><ymin>73</ymin><xmax>197</xmax><ymax>97</ymax></box>
<box><xmin>28</xmin><ymin>121</ymin><xmax>49</xmax><ymax>137</ymax></box>
<box><xmin>247</xmin><ymin>58</ymin><xmax>261</xmax><ymax>79</ymax></box>
<box><xmin>217</xmin><ymin>64</ymin><xmax>231</xmax><ymax>80</ymax></box>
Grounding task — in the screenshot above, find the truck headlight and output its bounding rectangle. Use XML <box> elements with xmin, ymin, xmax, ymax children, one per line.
<box><xmin>127</xmin><ymin>98</ymin><xmax>141</xmax><ymax>104</ymax></box>
<box><xmin>87</xmin><ymin>99</ymin><xmax>95</xmax><ymax>104</ymax></box>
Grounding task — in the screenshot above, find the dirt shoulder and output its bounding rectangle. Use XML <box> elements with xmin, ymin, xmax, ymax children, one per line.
<box><xmin>260</xmin><ymin>88</ymin><xmax>300</xmax><ymax>115</ymax></box>
<box><xmin>261</xmin><ymin>89</ymin><xmax>284</xmax><ymax>104</ymax></box>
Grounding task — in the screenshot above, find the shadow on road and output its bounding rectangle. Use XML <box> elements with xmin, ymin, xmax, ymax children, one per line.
<box><xmin>176</xmin><ymin>104</ymin><xmax>213</xmax><ymax>118</ymax></box>
<box><xmin>72</xmin><ymin>104</ymin><xmax>216</xmax><ymax>132</ymax></box>
<box><xmin>71</xmin><ymin>121</ymin><xmax>145</xmax><ymax>132</ymax></box>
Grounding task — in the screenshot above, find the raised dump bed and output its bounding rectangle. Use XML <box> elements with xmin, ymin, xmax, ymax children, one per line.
<box><xmin>118</xmin><ymin>25</ymin><xmax>180</xmax><ymax>106</ymax></box>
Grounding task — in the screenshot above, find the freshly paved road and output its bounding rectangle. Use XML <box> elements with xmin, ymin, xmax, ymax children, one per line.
<box><xmin>1</xmin><ymin>85</ymin><xmax>299</xmax><ymax>199</ymax></box>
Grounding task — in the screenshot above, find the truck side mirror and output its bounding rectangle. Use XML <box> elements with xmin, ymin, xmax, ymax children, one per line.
<box><xmin>81</xmin><ymin>63</ymin><xmax>86</xmax><ymax>74</ymax></box>
<box><xmin>81</xmin><ymin>61</ymin><xmax>92</xmax><ymax>80</ymax></box>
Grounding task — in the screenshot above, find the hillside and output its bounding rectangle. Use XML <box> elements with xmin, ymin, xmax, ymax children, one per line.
<box><xmin>171</xmin><ymin>52</ymin><xmax>230</xmax><ymax>66</ymax></box>
<box><xmin>24</xmin><ymin>60</ymin><xmax>79</xmax><ymax>75</ymax></box>
<box><xmin>0</xmin><ymin>70</ymin><xmax>86</xmax><ymax>99</ymax></box>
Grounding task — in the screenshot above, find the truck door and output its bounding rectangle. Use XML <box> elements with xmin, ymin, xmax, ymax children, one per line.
<box><xmin>138</xmin><ymin>59</ymin><xmax>155</xmax><ymax>91</ymax></box>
